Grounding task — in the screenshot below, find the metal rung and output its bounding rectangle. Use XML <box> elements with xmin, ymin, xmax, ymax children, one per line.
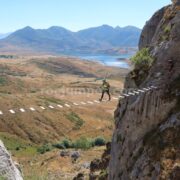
<box><xmin>49</xmin><ymin>105</ymin><xmax>54</xmax><ymax>109</ymax></box>
<box><xmin>119</xmin><ymin>96</ymin><xmax>125</xmax><ymax>98</ymax></box>
<box><xmin>65</xmin><ymin>104</ymin><xmax>71</xmax><ymax>107</ymax></box>
<box><xmin>123</xmin><ymin>94</ymin><xmax>130</xmax><ymax>97</ymax></box>
<box><xmin>133</xmin><ymin>91</ymin><xmax>140</xmax><ymax>94</ymax></box>
<box><xmin>30</xmin><ymin>107</ymin><xmax>35</xmax><ymax>111</ymax></box>
<box><xmin>128</xmin><ymin>92</ymin><xmax>135</xmax><ymax>96</ymax></box>
<box><xmin>138</xmin><ymin>89</ymin><xmax>145</xmax><ymax>93</ymax></box>
<box><xmin>87</xmin><ymin>101</ymin><xmax>93</xmax><ymax>104</ymax></box>
<box><xmin>81</xmin><ymin>102</ymin><xmax>86</xmax><ymax>105</ymax></box>
<box><xmin>20</xmin><ymin>108</ymin><xmax>25</xmax><ymax>112</ymax></box>
<box><xmin>73</xmin><ymin>103</ymin><xmax>79</xmax><ymax>106</ymax></box>
<box><xmin>40</xmin><ymin>106</ymin><xmax>46</xmax><ymax>110</ymax></box>
<box><xmin>150</xmin><ymin>86</ymin><xmax>158</xmax><ymax>89</ymax></box>
<box><xmin>9</xmin><ymin>110</ymin><xmax>15</xmax><ymax>114</ymax></box>
<box><xmin>94</xmin><ymin>100</ymin><xmax>100</xmax><ymax>103</ymax></box>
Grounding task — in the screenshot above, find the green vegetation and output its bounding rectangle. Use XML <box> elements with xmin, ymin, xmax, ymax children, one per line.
<box><xmin>164</xmin><ymin>24</ymin><xmax>171</xmax><ymax>34</ymax></box>
<box><xmin>160</xmin><ymin>34</ymin><xmax>169</xmax><ymax>41</ymax></box>
<box><xmin>0</xmin><ymin>55</ymin><xmax>15</xmax><ymax>59</ymax></box>
<box><xmin>37</xmin><ymin>144</ymin><xmax>52</xmax><ymax>154</ymax></box>
<box><xmin>73</xmin><ymin>137</ymin><xmax>94</xmax><ymax>150</ymax></box>
<box><xmin>130</xmin><ymin>48</ymin><xmax>154</xmax><ymax>69</ymax></box>
<box><xmin>94</xmin><ymin>137</ymin><xmax>106</xmax><ymax>146</ymax></box>
<box><xmin>159</xmin><ymin>24</ymin><xmax>172</xmax><ymax>42</ymax></box>
<box><xmin>0</xmin><ymin>132</ymin><xmax>37</xmax><ymax>157</ymax></box>
<box><xmin>53</xmin><ymin>137</ymin><xmax>92</xmax><ymax>150</ymax></box>
<box><xmin>0</xmin><ymin>176</ymin><xmax>6</xmax><ymax>180</ymax></box>
<box><xmin>30</xmin><ymin>89</ymin><xmax>38</xmax><ymax>93</ymax></box>
<box><xmin>130</xmin><ymin>48</ymin><xmax>154</xmax><ymax>86</ymax></box>
<box><xmin>54</xmin><ymin>139</ymin><xmax>73</xmax><ymax>149</ymax></box>
<box><xmin>66</xmin><ymin>112</ymin><xmax>84</xmax><ymax>130</ymax></box>
<box><xmin>99</xmin><ymin>170</ymin><xmax>108</xmax><ymax>179</ymax></box>
<box><xmin>61</xmin><ymin>139</ymin><xmax>72</xmax><ymax>148</ymax></box>
<box><xmin>52</xmin><ymin>142</ymin><xmax>66</xmax><ymax>149</ymax></box>
<box><xmin>39</xmin><ymin>96</ymin><xmax>64</xmax><ymax>105</ymax></box>
<box><xmin>53</xmin><ymin>136</ymin><xmax>106</xmax><ymax>151</ymax></box>
<box><xmin>0</xmin><ymin>76</ymin><xmax>8</xmax><ymax>85</ymax></box>
<box><xmin>24</xmin><ymin>173</ymin><xmax>50</xmax><ymax>180</ymax></box>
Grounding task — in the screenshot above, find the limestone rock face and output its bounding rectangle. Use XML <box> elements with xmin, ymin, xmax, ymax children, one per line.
<box><xmin>138</xmin><ymin>6</ymin><xmax>167</xmax><ymax>50</ymax></box>
<box><xmin>172</xmin><ymin>0</ymin><xmax>180</xmax><ymax>6</ymax></box>
<box><xmin>0</xmin><ymin>140</ymin><xmax>23</xmax><ymax>180</ymax></box>
<box><xmin>109</xmin><ymin>2</ymin><xmax>180</xmax><ymax>180</ymax></box>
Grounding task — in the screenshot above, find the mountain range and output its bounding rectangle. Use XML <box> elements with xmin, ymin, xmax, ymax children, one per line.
<box><xmin>0</xmin><ymin>25</ymin><xmax>141</xmax><ymax>54</ymax></box>
<box><xmin>0</xmin><ymin>33</ymin><xmax>11</xmax><ymax>39</ymax></box>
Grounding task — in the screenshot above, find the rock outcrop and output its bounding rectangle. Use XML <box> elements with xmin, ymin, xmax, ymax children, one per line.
<box><xmin>0</xmin><ymin>140</ymin><xmax>23</xmax><ymax>180</ymax></box>
<box><xmin>109</xmin><ymin>1</ymin><xmax>180</xmax><ymax>180</ymax></box>
<box><xmin>89</xmin><ymin>142</ymin><xmax>111</xmax><ymax>179</ymax></box>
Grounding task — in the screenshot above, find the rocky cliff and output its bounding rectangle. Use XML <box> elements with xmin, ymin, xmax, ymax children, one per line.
<box><xmin>0</xmin><ymin>140</ymin><xmax>23</xmax><ymax>180</ymax></box>
<box><xmin>109</xmin><ymin>1</ymin><xmax>180</xmax><ymax>180</ymax></box>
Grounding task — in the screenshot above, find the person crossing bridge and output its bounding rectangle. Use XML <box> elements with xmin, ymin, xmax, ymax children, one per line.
<box><xmin>99</xmin><ymin>79</ymin><xmax>111</xmax><ymax>101</ymax></box>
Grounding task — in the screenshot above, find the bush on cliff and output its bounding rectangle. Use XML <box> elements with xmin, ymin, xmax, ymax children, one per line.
<box><xmin>129</xmin><ymin>48</ymin><xmax>154</xmax><ymax>86</ymax></box>
<box><xmin>131</xmin><ymin>48</ymin><xmax>154</xmax><ymax>70</ymax></box>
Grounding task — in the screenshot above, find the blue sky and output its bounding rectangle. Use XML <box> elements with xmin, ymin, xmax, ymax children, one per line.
<box><xmin>0</xmin><ymin>0</ymin><xmax>171</xmax><ymax>33</ymax></box>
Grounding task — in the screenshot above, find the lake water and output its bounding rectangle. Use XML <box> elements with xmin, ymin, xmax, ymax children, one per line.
<box><xmin>70</xmin><ymin>54</ymin><xmax>133</xmax><ymax>69</ymax></box>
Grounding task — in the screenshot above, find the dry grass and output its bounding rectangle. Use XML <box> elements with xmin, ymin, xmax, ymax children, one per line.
<box><xmin>0</xmin><ymin>55</ymin><xmax>129</xmax><ymax>178</ymax></box>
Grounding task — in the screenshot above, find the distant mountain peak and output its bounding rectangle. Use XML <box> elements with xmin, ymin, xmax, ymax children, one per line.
<box><xmin>0</xmin><ymin>25</ymin><xmax>141</xmax><ymax>54</ymax></box>
<box><xmin>48</xmin><ymin>26</ymin><xmax>67</xmax><ymax>30</ymax></box>
<box><xmin>123</xmin><ymin>25</ymin><xmax>141</xmax><ymax>30</ymax></box>
<box><xmin>115</xmin><ymin>26</ymin><xmax>121</xmax><ymax>29</ymax></box>
<box><xmin>23</xmin><ymin>26</ymin><xmax>34</xmax><ymax>30</ymax></box>
<box><xmin>101</xmin><ymin>24</ymin><xmax>113</xmax><ymax>28</ymax></box>
<box><xmin>47</xmin><ymin>26</ymin><xmax>73</xmax><ymax>33</ymax></box>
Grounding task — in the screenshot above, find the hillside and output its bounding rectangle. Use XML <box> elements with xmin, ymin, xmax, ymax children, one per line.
<box><xmin>0</xmin><ymin>56</ymin><xmax>127</xmax><ymax>143</ymax></box>
<box><xmin>0</xmin><ymin>55</ymin><xmax>129</xmax><ymax>179</ymax></box>
<box><xmin>108</xmin><ymin>1</ymin><xmax>180</xmax><ymax>179</ymax></box>
<box><xmin>0</xmin><ymin>25</ymin><xmax>141</xmax><ymax>54</ymax></box>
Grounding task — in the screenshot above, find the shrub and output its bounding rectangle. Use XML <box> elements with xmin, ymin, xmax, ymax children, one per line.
<box><xmin>62</xmin><ymin>139</ymin><xmax>72</xmax><ymax>148</ymax></box>
<box><xmin>94</xmin><ymin>137</ymin><xmax>106</xmax><ymax>146</ymax></box>
<box><xmin>99</xmin><ymin>170</ymin><xmax>108</xmax><ymax>179</ymax></box>
<box><xmin>0</xmin><ymin>55</ymin><xmax>14</xmax><ymax>59</ymax></box>
<box><xmin>53</xmin><ymin>137</ymin><xmax>107</xmax><ymax>150</ymax></box>
<box><xmin>37</xmin><ymin>144</ymin><xmax>52</xmax><ymax>154</ymax></box>
<box><xmin>15</xmin><ymin>146</ymin><xmax>20</xmax><ymax>151</ymax></box>
<box><xmin>52</xmin><ymin>143</ymin><xmax>65</xmax><ymax>149</ymax></box>
<box><xmin>130</xmin><ymin>48</ymin><xmax>154</xmax><ymax>69</ymax></box>
<box><xmin>73</xmin><ymin>137</ymin><xmax>93</xmax><ymax>150</ymax></box>
<box><xmin>52</xmin><ymin>139</ymin><xmax>73</xmax><ymax>149</ymax></box>
<box><xmin>164</xmin><ymin>24</ymin><xmax>171</xmax><ymax>34</ymax></box>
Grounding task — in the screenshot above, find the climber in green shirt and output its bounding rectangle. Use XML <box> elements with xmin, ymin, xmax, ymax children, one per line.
<box><xmin>99</xmin><ymin>79</ymin><xmax>111</xmax><ymax>101</ymax></box>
